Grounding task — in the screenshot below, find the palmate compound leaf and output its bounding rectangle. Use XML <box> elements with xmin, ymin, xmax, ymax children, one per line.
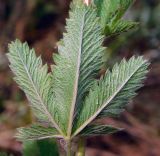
<box><xmin>7</xmin><ymin>1</ymin><xmax>149</xmax><ymax>141</ymax></box>
<box><xmin>73</xmin><ymin>56</ymin><xmax>149</xmax><ymax>137</ymax></box>
<box><xmin>51</xmin><ymin>2</ymin><xmax>105</xmax><ymax>136</ymax></box>
<box><xmin>7</xmin><ymin>40</ymin><xmax>64</xmax><ymax>137</ymax></box>
<box><xmin>16</xmin><ymin>124</ymin><xmax>62</xmax><ymax>141</ymax></box>
<box><xmin>7</xmin><ymin>2</ymin><xmax>105</xmax><ymax>139</ymax></box>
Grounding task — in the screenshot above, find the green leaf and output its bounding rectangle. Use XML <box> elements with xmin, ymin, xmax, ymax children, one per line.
<box><xmin>23</xmin><ymin>139</ymin><xmax>59</xmax><ymax>156</ymax></box>
<box><xmin>105</xmin><ymin>20</ymin><xmax>139</xmax><ymax>36</ymax></box>
<box><xmin>7</xmin><ymin>1</ymin><xmax>149</xmax><ymax>144</ymax></box>
<box><xmin>51</xmin><ymin>3</ymin><xmax>105</xmax><ymax>135</ymax></box>
<box><xmin>7</xmin><ymin>40</ymin><xmax>64</xmax><ymax>136</ymax></box>
<box><xmin>94</xmin><ymin>0</ymin><xmax>134</xmax><ymax>31</ymax></box>
<box><xmin>16</xmin><ymin>124</ymin><xmax>61</xmax><ymax>141</ymax></box>
<box><xmin>80</xmin><ymin>124</ymin><xmax>120</xmax><ymax>136</ymax></box>
<box><xmin>99</xmin><ymin>108</ymin><xmax>124</xmax><ymax>118</ymax></box>
<box><xmin>23</xmin><ymin>141</ymin><xmax>40</xmax><ymax>156</ymax></box>
<box><xmin>73</xmin><ymin>56</ymin><xmax>149</xmax><ymax>136</ymax></box>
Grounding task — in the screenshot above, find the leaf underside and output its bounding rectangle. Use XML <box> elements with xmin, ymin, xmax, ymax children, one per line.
<box><xmin>51</xmin><ymin>3</ymin><xmax>105</xmax><ymax>135</ymax></box>
<box><xmin>16</xmin><ymin>124</ymin><xmax>61</xmax><ymax>141</ymax></box>
<box><xmin>80</xmin><ymin>124</ymin><xmax>120</xmax><ymax>136</ymax></box>
<box><xmin>7</xmin><ymin>40</ymin><xmax>64</xmax><ymax>136</ymax></box>
<box><xmin>7</xmin><ymin>1</ymin><xmax>149</xmax><ymax>140</ymax></box>
<box><xmin>73</xmin><ymin>56</ymin><xmax>149</xmax><ymax>136</ymax></box>
<box><xmin>7</xmin><ymin>41</ymin><xmax>51</xmax><ymax>122</ymax></box>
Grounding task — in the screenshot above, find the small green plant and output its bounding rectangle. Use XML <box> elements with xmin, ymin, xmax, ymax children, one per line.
<box><xmin>7</xmin><ymin>0</ymin><xmax>149</xmax><ymax>155</ymax></box>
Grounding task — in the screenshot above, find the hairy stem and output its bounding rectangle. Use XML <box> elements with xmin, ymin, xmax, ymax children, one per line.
<box><xmin>76</xmin><ymin>138</ymin><xmax>85</xmax><ymax>156</ymax></box>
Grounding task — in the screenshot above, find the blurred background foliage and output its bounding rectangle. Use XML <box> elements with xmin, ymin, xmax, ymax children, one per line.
<box><xmin>0</xmin><ymin>0</ymin><xmax>160</xmax><ymax>156</ymax></box>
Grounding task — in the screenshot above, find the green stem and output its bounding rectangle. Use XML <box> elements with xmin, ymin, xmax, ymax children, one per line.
<box><xmin>76</xmin><ymin>138</ymin><xmax>85</xmax><ymax>156</ymax></box>
<box><xmin>66</xmin><ymin>139</ymin><xmax>72</xmax><ymax>156</ymax></box>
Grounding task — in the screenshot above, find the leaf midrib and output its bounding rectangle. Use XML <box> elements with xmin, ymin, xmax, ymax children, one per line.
<box><xmin>16</xmin><ymin>47</ymin><xmax>64</xmax><ymax>136</ymax></box>
<box><xmin>25</xmin><ymin>135</ymin><xmax>63</xmax><ymax>140</ymax></box>
<box><xmin>17</xmin><ymin>135</ymin><xmax>63</xmax><ymax>141</ymax></box>
<box><xmin>67</xmin><ymin>9</ymin><xmax>86</xmax><ymax>137</ymax></box>
<box><xmin>73</xmin><ymin>61</ymin><xmax>144</xmax><ymax>137</ymax></box>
